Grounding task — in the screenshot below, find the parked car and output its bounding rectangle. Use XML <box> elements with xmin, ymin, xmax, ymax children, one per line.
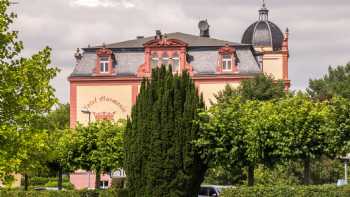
<box><xmin>198</xmin><ymin>185</ymin><xmax>233</xmax><ymax>197</ymax></box>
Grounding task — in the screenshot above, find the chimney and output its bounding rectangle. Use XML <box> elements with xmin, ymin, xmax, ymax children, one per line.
<box><xmin>198</xmin><ymin>19</ymin><xmax>210</xmax><ymax>37</ymax></box>
<box><xmin>155</xmin><ymin>30</ymin><xmax>162</xmax><ymax>39</ymax></box>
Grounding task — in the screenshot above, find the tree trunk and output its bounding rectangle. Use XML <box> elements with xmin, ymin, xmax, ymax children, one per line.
<box><xmin>303</xmin><ymin>158</ymin><xmax>311</xmax><ymax>185</ymax></box>
<box><xmin>95</xmin><ymin>169</ymin><xmax>101</xmax><ymax>190</ymax></box>
<box><xmin>247</xmin><ymin>165</ymin><xmax>254</xmax><ymax>186</ymax></box>
<box><xmin>58</xmin><ymin>167</ymin><xmax>63</xmax><ymax>190</ymax></box>
<box><xmin>24</xmin><ymin>174</ymin><xmax>29</xmax><ymax>191</ymax></box>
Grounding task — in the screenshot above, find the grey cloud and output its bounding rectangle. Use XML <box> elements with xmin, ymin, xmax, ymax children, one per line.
<box><xmin>12</xmin><ymin>0</ymin><xmax>350</xmax><ymax>102</ymax></box>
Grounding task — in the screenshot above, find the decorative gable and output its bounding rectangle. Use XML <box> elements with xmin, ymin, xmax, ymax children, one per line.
<box><xmin>137</xmin><ymin>37</ymin><xmax>192</xmax><ymax>77</ymax></box>
<box><xmin>143</xmin><ymin>38</ymin><xmax>188</xmax><ymax>48</ymax></box>
<box><xmin>97</xmin><ymin>47</ymin><xmax>113</xmax><ymax>57</ymax></box>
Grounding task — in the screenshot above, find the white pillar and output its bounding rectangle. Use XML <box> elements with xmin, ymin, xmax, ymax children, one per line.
<box><xmin>345</xmin><ymin>161</ymin><xmax>348</xmax><ymax>184</ymax></box>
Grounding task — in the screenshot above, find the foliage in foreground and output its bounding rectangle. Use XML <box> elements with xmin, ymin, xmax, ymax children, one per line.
<box><xmin>0</xmin><ymin>189</ymin><xmax>128</xmax><ymax>197</ymax></box>
<box><xmin>197</xmin><ymin>92</ymin><xmax>345</xmax><ymax>186</ymax></box>
<box><xmin>308</xmin><ymin>63</ymin><xmax>350</xmax><ymax>100</ymax></box>
<box><xmin>68</xmin><ymin>120</ymin><xmax>126</xmax><ymax>189</ymax></box>
<box><xmin>221</xmin><ymin>185</ymin><xmax>350</xmax><ymax>197</ymax></box>
<box><xmin>0</xmin><ymin>0</ymin><xmax>59</xmax><ymax>184</ymax></box>
<box><xmin>125</xmin><ymin>66</ymin><xmax>207</xmax><ymax>197</ymax></box>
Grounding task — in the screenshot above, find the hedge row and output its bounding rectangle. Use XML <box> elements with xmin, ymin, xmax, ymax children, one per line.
<box><xmin>30</xmin><ymin>177</ymin><xmax>70</xmax><ymax>186</ymax></box>
<box><xmin>0</xmin><ymin>189</ymin><xmax>128</xmax><ymax>197</ymax></box>
<box><xmin>221</xmin><ymin>185</ymin><xmax>350</xmax><ymax>197</ymax></box>
<box><xmin>2</xmin><ymin>185</ymin><xmax>350</xmax><ymax>197</ymax></box>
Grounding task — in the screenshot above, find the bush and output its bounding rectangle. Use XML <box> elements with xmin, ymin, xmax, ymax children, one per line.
<box><xmin>28</xmin><ymin>176</ymin><xmax>70</xmax><ymax>186</ymax></box>
<box><xmin>221</xmin><ymin>185</ymin><xmax>350</xmax><ymax>197</ymax></box>
<box><xmin>44</xmin><ymin>180</ymin><xmax>74</xmax><ymax>190</ymax></box>
<box><xmin>30</xmin><ymin>177</ymin><xmax>50</xmax><ymax>186</ymax></box>
<box><xmin>0</xmin><ymin>189</ymin><xmax>128</xmax><ymax>197</ymax></box>
<box><xmin>0</xmin><ymin>190</ymin><xmax>79</xmax><ymax>197</ymax></box>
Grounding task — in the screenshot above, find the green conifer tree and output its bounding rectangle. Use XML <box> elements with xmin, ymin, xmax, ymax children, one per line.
<box><xmin>125</xmin><ymin>65</ymin><xmax>207</xmax><ymax>197</ymax></box>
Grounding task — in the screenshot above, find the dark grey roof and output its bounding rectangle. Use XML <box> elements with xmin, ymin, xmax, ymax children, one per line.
<box><xmin>242</xmin><ymin>20</ymin><xmax>283</xmax><ymax>51</ymax></box>
<box><xmin>100</xmin><ymin>32</ymin><xmax>241</xmax><ymax>49</ymax></box>
<box><xmin>71</xmin><ymin>32</ymin><xmax>260</xmax><ymax>78</ymax></box>
<box><xmin>71</xmin><ymin>47</ymin><xmax>260</xmax><ymax>77</ymax></box>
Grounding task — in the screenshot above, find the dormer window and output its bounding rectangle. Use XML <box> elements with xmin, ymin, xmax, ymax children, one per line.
<box><xmin>217</xmin><ymin>45</ymin><xmax>237</xmax><ymax>73</ymax></box>
<box><xmin>100</xmin><ymin>57</ymin><xmax>109</xmax><ymax>73</ymax></box>
<box><xmin>222</xmin><ymin>55</ymin><xmax>232</xmax><ymax>71</ymax></box>
<box><xmin>96</xmin><ymin>47</ymin><xmax>113</xmax><ymax>75</ymax></box>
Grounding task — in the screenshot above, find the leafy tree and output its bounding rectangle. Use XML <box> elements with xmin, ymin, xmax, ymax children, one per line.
<box><xmin>307</xmin><ymin>63</ymin><xmax>350</xmax><ymax>100</ymax></box>
<box><xmin>215</xmin><ymin>73</ymin><xmax>285</xmax><ymax>103</ymax></box>
<box><xmin>70</xmin><ymin>121</ymin><xmax>125</xmax><ymax>189</ymax></box>
<box><xmin>46</xmin><ymin>103</ymin><xmax>70</xmax><ymax>131</ymax></box>
<box><xmin>203</xmin><ymin>164</ymin><xmax>245</xmax><ymax>186</ymax></box>
<box><xmin>201</xmin><ymin>73</ymin><xmax>286</xmax><ymax>186</ymax></box>
<box><xmin>40</xmin><ymin>103</ymin><xmax>70</xmax><ymax>190</ymax></box>
<box><xmin>17</xmin><ymin>130</ymin><xmax>50</xmax><ymax>190</ymax></box>
<box><xmin>198</xmin><ymin>97</ymin><xmax>283</xmax><ymax>186</ymax></box>
<box><xmin>125</xmin><ymin>66</ymin><xmax>207</xmax><ymax>197</ymax></box>
<box><xmin>0</xmin><ymin>0</ymin><xmax>58</xmax><ymax>186</ymax></box>
<box><xmin>328</xmin><ymin>97</ymin><xmax>350</xmax><ymax>156</ymax></box>
<box><xmin>276</xmin><ymin>93</ymin><xmax>334</xmax><ymax>184</ymax></box>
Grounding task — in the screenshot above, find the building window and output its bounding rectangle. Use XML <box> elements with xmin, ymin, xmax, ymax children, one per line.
<box><xmin>99</xmin><ymin>181</ymin><xmax>109</xmax><ymax>189</ymax></box>
<box><xmin>161</xmin><ymin>53</ymin><xmax>169</xmax><ymax>66</ymax></box>
<box><xmin>222</xmin><ymin>54</ymin><xmax>232</xmax><ymax>71</ymax></box>
<box><xmin>170</xmin><ymin>54</ymin><xmax>179</xmax><ymax>72</ymax></box>
<box><xmin>100</xmin><ymin>57</ymin><xmax>109</xmax><ymax>73</ymax></box>
<box><xmin>151</xmin><ymin>54</ymin><xmax>159</xmax><ymax>69</ymax></box>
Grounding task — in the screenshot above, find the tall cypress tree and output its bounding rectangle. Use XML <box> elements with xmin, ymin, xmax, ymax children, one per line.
<box><xmin>125</xmin><ymin>65</ymin><xmax>207</xmax><ymax>197</ymax></box>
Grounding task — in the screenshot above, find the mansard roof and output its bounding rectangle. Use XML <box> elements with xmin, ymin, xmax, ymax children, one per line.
<box><xmin>91</xmin><ymin>32</ymin><xmax>243</xmax><ymax>49</ymax></box>
<box><xmin>71</xmin><ymin>32</ymin><xmax>260</xmax><ymax>78</ymax></box>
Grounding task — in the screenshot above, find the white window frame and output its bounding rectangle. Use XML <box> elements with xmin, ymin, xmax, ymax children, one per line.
<box><xmin>151</xmin><ymin>56</ymin><xmax>159</xmax><ymax>68</ymax></box>
<box><xmin>100</xmin><ymin>57</ymin><xmax>109</xmax><ymax>73</ymax></box>
<box><xmin>222</xmin><ymin>54</ymin><xmax>232</xmax><ymax>72</ymax></box>
<box><xmin>162</xmin><ymin>56</ymin><xmax>169</xmax><ymax>66</ymax></box>
<box><xmin>170</xmin><ymin>56</ymin><xmax>179</xmax><ymax>72</ymax></box>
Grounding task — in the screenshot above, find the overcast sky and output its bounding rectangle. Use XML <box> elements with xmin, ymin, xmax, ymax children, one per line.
<box><xmin>10</xmin><ymin>0</ymin><xmax>350</xmax><ymax>103</ymax></box>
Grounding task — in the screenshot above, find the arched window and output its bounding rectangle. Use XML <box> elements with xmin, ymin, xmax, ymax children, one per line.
<box><xmin>151</xmin><ymin>53</ymin><xmax>159</xmax><ymax>68</ymax></box>
<box><xmin>170</xmin><ymin>52</ymin><xmax>180</xmax><ymax>72</ymax></box>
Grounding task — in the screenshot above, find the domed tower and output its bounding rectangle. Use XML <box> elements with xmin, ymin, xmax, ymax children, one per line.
<box><xmin>242</xmin><ymin>1</ymin><xmax>290</xmax><ymax>89</ymax></box>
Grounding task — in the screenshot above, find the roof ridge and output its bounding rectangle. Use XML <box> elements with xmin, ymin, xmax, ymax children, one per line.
<box><xmin>92</xmin><ymin>31</ymin><xmax>243</xmax><ymax>49</ymax></box>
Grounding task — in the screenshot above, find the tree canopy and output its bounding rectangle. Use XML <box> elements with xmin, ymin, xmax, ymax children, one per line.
<box><xmin>125</xmin><ymin>66</ymin><xmax>207</xmax><ymax>197</ymax></box>
<box><xmin>69</xmin><ymin>121</ymin><xmax>125</xmax><ymax>189</ymax></box>
<box><xmin>0</xmin><ymin>0</ymin><xmax>59</xmax><ymax>184</ymax></box>
<box><xmin>215</xmin><ymin>73</ymin><xmax>286</xmax><ymax>103</ymax></box>
<box><xmin>307</xmin><ymin>63</ymin><xmax>350</xmax><ymax>100</ymax></box>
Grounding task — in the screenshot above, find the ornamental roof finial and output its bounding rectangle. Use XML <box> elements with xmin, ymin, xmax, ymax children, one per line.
<box><xmin>74</xmin><ymin>48</ymin><xmax>82</xmax><ymax>64</ymax></box>
<box><xmin>259</xmin><ymin>0</ymin><xmax>269</xmax><ymax>21</ymax></box>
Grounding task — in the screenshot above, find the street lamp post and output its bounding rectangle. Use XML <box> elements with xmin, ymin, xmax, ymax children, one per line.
<box><xmin>81</xmin><ymin>108</ymin><xmax>91</xmax><ymax>124</ymax></box>
<box><xmin>339</xmin><ymin>154</ymin><xmax>350</xmax><ymax>186</ymax></box>
<box><xmin>81</xmin><ymin>108</ymin><xmax>91</xmax><ymax>188</ymax></box>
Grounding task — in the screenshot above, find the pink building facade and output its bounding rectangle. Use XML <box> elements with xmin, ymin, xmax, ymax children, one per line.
<box><xmin>68</xmin><ymin>2</ymin><xmax>289</xmax><ymax>189</ymax></box>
